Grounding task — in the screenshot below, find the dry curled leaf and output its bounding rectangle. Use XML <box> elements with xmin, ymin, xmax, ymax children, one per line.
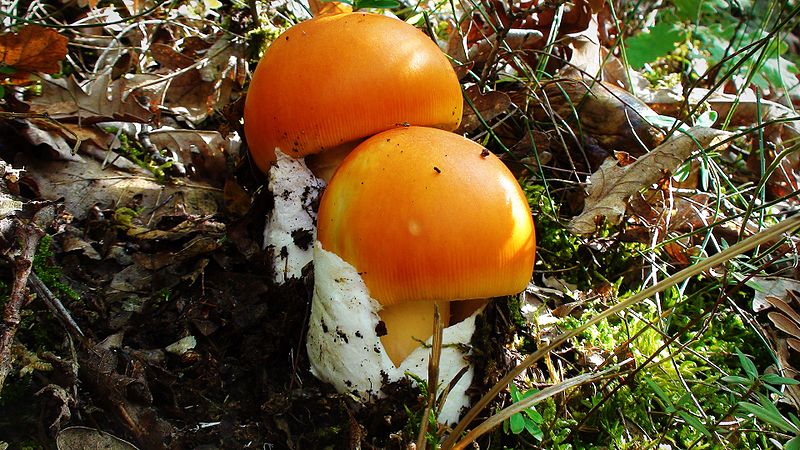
<box><xmin>569</xmin><ymin>127</ymin><xmax>732</xmax><ymax>234</ymax></box>
<box><xmin>768</xmin><ymin>312</ymin><xmax>800</xmax><ymax>338</ymax></box>
<box><xmin>147</xmin><ymin>129</ymin><xmax>229</xmax><ymax>186</ymax></box>
<box><xmin>146</xmin><ymin>35</ymin><xmax>245</xmax><ymax>123</ymax></box>
<box><xmin>766</xmin><ymin>296</ymin><xmax>800</xmax><ymax>327</ymax></box>
<box><xmin>536</xmin><ymin>80</ymin><xmax>665</xmax><ymax>157</ymax></box>
<box><xmin>28</xmin><ymin>74</ymin><xmax>155</xmax><ymax>124</ymax></box>
<box><xmin>752</xmin><ymin>277</ymin><xmax>800</xmax><ymax>312</ymax></box>
<box><xmin>56</xmin><ymin>426</ymin><xmax>139</xmax><ymax>450</ymax></box>
<box><xmin>20</xmin><ymin>150</ymin><xmax>222</xmax><ymax>222</ymax></box>
<box><xmin>457</xmin><ymin>86</ymin><xmax>512</xmax><ymax>133</ymax></box>
<box><xmin>0</xmin><ymin>25</ymin><xmax>68</xmax><ymax>82</ymax></box>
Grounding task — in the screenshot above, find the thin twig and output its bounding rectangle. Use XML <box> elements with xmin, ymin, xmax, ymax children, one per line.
<box><xmin>28</xmin><ymin>271</ymin><xmax>85</xmax><ymax>340</ymax></box>
<box><xmin>416</xmin><ymin>303</ymin><xmax>444</xmax><ymax>449</ymax></box>
<box><xmin>0</xmin><ymin>220</ymin><xmax>44</xmax><ymax>391</ymax></box>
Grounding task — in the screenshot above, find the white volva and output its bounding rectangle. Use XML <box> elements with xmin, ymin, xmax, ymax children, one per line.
<box><xmin>307</xmin><ymin>242</ymin><xmax>477</xmax><ymax>424</ymax></box>
<box><xmin>263</xmin><ymin>150</ymin><xmax>324</xmax><ymax>283</ymax></box>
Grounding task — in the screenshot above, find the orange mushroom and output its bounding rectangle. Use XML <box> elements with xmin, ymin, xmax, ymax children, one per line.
<box><xmin>243</xmin><ymin>12</ymin><xmax>463</xmax><ymax>177</ymax></box>
<box><xmin>316</xmin><ymin>126</ymin><xmax>536</xmax><ymax>365</ymax></box>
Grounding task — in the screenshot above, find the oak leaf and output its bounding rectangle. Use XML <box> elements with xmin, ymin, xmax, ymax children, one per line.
<box><xmin>569</xmin><ymin>127</ymin><xmax>732</xmax><ymax>234</ymax></box>
<box><xmin>28</xmin><ymin>73</ymin><xmax>155</xmax><ymax>124</ymax></box>
<box><xmin>0</xmin><ymin>25</ymin><xmax>68</xmax><ymax>81</ymax></box>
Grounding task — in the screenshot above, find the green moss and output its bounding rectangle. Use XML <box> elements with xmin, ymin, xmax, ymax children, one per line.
<box><xmin>107</xmin><ymin>131</ymin><xmax>173</xmax><ymax>181</ymax></box>
<box><xmin>33</xmin><ymin>234</ymin><xmax>79</xmax><ymax>302</ymax></box>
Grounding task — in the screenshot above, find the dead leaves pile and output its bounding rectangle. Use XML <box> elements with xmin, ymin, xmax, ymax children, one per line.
<box><xmin>0</xmin><ymin>6</ymin><xmax>264</xmax><ymax>448</ymax></box>
<box><xmin>1</xmin><ymin>18</ymin><xmax>245</xmax><ymax>182</ymax></box>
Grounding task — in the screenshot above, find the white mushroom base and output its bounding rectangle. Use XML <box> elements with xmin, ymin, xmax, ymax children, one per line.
<box><xmin>263</xmin><ymin>150</ymin><xmax>324</xmax><ymax>283</ymax></box>
<box><xmin>306</xmin><ymin>242</ymin><xmax>477</xmax><ymax>425</ymax></box>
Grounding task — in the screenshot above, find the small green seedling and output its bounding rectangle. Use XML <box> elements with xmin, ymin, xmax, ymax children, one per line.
<box><xmin>722</xmin><ymin>349</ymin><xmax>800</xmax><ymax>450</ymax></box>
<box><xmin>503</xmin><ymin>383</ymin><xmax>545</xmax><ymax>441</ymax></box>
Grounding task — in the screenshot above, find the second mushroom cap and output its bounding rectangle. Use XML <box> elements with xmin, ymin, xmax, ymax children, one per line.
<box><xmin>317</xmin><ymin>126</ymin><xmax>536</xmax><ymax>306</ymax></box>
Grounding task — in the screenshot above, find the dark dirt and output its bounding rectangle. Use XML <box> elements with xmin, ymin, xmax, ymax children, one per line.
<box><xmin>0</xmin><ymin>140</ymin><xmax>521</xmax><ymax>448</ymax></box>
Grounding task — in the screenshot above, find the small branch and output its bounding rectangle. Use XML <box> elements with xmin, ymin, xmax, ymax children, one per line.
<box><xmin>28</xmin><ymin>271</ymin><xmax>85</xmax><ymax>340</ymax></box>
<box><xmin>416</xmin><ymin>304</ymin><xmax>444</xmax><ymax>449</ymax></box>
<box><xmin>0</xmin><ymin>220</ymin><xmax>44</xmax><ymax>391</ymax></box>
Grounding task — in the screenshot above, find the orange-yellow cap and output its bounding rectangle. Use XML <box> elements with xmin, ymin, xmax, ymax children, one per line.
<box><xmin>317</xmin><ymin>126</ymin><xmax>535</xmax><ymax>306</ymax></box>
<box><xmin>244</xmin><ymin>13</ymin><xmax>463</xmax><ymax>173</ymax></box>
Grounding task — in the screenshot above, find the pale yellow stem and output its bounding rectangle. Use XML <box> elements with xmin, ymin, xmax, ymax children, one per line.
<box><xmin>379</xmin><ymin>300</ymin><xmax>450</xmax><ymax>367</ymax></box>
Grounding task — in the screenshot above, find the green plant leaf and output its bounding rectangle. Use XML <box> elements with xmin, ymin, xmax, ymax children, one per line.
<box><xmin>738</xmin><ymin>400</ymin><xmax>795</xmax><ymax>433</ymax></box>
<box><xmin>352</xmin><ymin>0</ymin><xmax>400</xmax><ymax>8</ymax></box>
<box><xmin>510</xmin><ymin>412</ymin><xmax>526</xmax><ymax>434</ymax></box>
<box><xmin>646</xmin><ymin>379</ymin><xmax>674</xmax><ymax>409</ymax></box>
<box><xmin>789</xmin><ymin>412</ymin><xmax>800</xmax><ymax>429</ymax></box>
<box><xmin>673</xmin><ymin>0</ymin><xmax>703</xmax><ymax>21</ymax></box>
<box><xmin>522</xmin><ymin>388</ymin><xmax>540</xmax><ymax>400</ymax></box>
<box><xmin>524</xmin><ymin>408</ymin><xmax>544</xmax><ymax>424</ymax></box>
<box><xmin>721</xmin><ymin>375</ymin><xmax>752</xmax><ymax>385</ymax></box>
<box><xmin>677</xmin><ymin>411</ymin><xmax>712</xmax><ymax>438</ymax></box>
<box><xmin>736</xmin><ymin>349</ymin><xmax>759</xmax><ymax>379</ymax></box>
<box><xmin>624</xmin><ymin>21</ymin><xmax>684</xmax><ymax>68</ymax></box>
<box><xmin>525</xmin><ymin>420</ymin><xmax>544</xmax><ymax>441</ymax></box>
<box><xmin>785</xmin><ymin>436</ymin><xmax>800</xmax><ymax>450</ymax></box>
<box><xmin>694</xmin><ymin>110</ymin><xmax>718</xmax><ymax>128</ymax></box>
<box><xmin>755</xmin><ymin>54</ymin><xmax>799</xmax><ymax>91</ymax></box>
<box><xmin>762</xmin><ymin>374</ymin><xmax>800</xmax><ymax>386</ymax></box>
<box><xmin>644</xmin><ymin>113</ymin><xmax>690</xmax><ymax>131</ymax></box>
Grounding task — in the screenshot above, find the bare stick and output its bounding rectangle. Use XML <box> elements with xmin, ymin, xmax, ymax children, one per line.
<box><xmin>28</xmin><ymin>271</ymin><xmax>85</xmax><ymax>340</ymax></box>
<box><xmin>0</xmin><ymin>220</ymin><xmax>44</xmax><ymax>391</ymax></box>
<box><xmin>416</xmin><ymin>304</ymin><xmax>445</xmax><ymax>449</ymax></box>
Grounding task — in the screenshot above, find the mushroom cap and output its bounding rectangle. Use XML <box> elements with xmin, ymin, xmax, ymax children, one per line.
<box><xmin>317</xmin><ymin>126</ymin><xmax>535</xmax><ymax>306</ymax></box>
<box><xmin>244</xmin><ymin>12</ymin><xmax>463</xmax><ymax>173</ymax></box>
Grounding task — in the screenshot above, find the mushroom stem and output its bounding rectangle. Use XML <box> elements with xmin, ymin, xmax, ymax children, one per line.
<box><xmin>379</xmin><ymin>300</ymin><xmax>450</xmax><ymax>367</ymax></box>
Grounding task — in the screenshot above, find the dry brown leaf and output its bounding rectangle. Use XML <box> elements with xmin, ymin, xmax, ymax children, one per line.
<box><xmin>124</xmin><ymin>217</ymin><xmax>225</xmax><ymax>242</ymax></box>
<box><xmin>19</xmin><ymin>150</ymin><xmax>222</xmax><ymax>223</ymax></box>
<box><xmin>150</xmin><ymin>43</ymin><xmax>195</xmax><ymax>70</ymax></box>
<box><xmin>752</xmin><ymin>276</ymin><xmax>800</xmax><ymax>312</ymax></box>
<box><xmin>456</xmin><ymin>86</ymin><xmax>512</xmax><ymax>133</ymax></box>
<box><xmin>663</xmin><ymin>241</ymin><xmax>692</xmax><ymax>266</ymax></box>
<box><xmin>28</xmin><ymin>73</ymin><xmax>155</xmax><ymax>124</ymax></box>
<box><xmin>569</xmin><ymin>127</ymin><xmax>732</xmax><ymax>234</ymax></box>
<box><xmin>56</xmin><ymin>426</ymin><xmax>139</xmax><ymax>450</ymax></box>
<box><xmin>148</xmin><ymin>129</ymin><xmax>228</xmax><ymax>186</ymax></box>
<box><xmin>765</xmin><ymin>296</ymin><xmax>800</xmax><ymax>327</ymax></box>
<box><xmin>789</xmin><ymin>338</ymin><xmax>800</xmax><ymax>353</ymax></box>
<box><xmin>769</xmin><ymin>312</ymin><xmax>800</xmax><ymax>338</ymax></box>
<box><xmin>562</xmin><ymin>14</ymin><xmax>601</xmax><ymax>79</ymax></box>
<box><xmin>0</xmin><ymin>25</ymin><xmax>68</xmax><ymax>81</ymax></box>
<box><xmin>19</xmin><ymin>119</ymin><xmax>80</xmax><ymax>160</ymax></box>
<box><xmin>18</xmin><ymin>117</ymin><xmax>116</xmax><ymax>161</ymax></box>
<box><xmin>535</xmin><ymin>80</ymin><xmax>665</xmax><ymax>157</ymax></box>
<box><xmin>147</xmin><ymin>36</ymin><xmax>245</xmax><ymax>123</ymax></box>
<box><xmin>132</xmin><ymin>236</ymin><xmax>221</xmax><ymax>270</ymax></box>
<box><xmin>223</xmin><ymin>179</ymin><xmax>251</xmax><ymax>218</ymax></box>
<box><xmin>646</xmin><ymin>89</ymin><xmax>800</xmax><ymax>205</ymax></box>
